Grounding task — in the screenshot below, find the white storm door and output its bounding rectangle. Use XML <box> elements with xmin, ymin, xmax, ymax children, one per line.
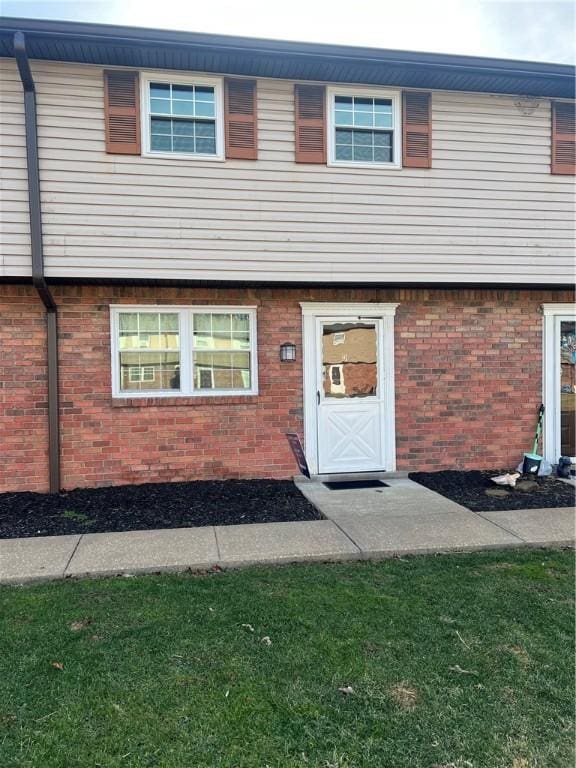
<box><xmin>543</xmin><ymin>305</ymin><xmax>576</xmax><ymax>464</ymax></box>
<box><xmin>316</xmin><ymin>317</ymin><xmax>385</xmax><ymax>473</ymax></box>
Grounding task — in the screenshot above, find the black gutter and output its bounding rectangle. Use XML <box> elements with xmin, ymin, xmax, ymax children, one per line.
<box><xmin>13</xmin><ymin>31</ymin><xmax>60</xmax><ymax>494</ymax></box>
<box><xmin>0</xmin><ymin>17</ymin><xmax>573</xmax><ymax>98</ymax></box>
<box><xmin>1</xmin><ymin>16</ymin><xmax>573</xmax><ymax>77</ymax></box>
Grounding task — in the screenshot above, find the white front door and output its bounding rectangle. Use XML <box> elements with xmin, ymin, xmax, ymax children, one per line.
<box><xmin>316</xmin><ymin>317</ymin><xmax>385</xmax><ymax>473</ymax></box>
<box><xmin>301</xmin><ymin>302</ymin><xmax>398</xmax><ymax>476</ymax></box>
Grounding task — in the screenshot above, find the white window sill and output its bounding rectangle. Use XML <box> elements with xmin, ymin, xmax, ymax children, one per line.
<box><xmin>142</xmin><ymin>151</ymin><xmax>225</xmax><ymax>162</ymax></box>
<box><xmin>113</xmin><ymin>389</ymin><xmax>258</xmax><ymax>399</ymax></box>
<box><xmin>327</xmin><ymin>159</ymin><xmax>402</xmax><ymax>170</ymax></box>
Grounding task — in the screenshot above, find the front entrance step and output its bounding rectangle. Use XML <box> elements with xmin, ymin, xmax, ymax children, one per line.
<box><xmin>295</xmin><ymin>471</ymin><xmax>409</xmax><ymax>484</ymax></box>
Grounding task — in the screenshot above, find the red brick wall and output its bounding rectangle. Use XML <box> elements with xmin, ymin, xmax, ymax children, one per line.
<box><xmin>1</xmin><ymin>283</ymin><xmax>573</xmax><ymax>492</ymax></box>
<box><xmin>0</xmin><ymin>286</ymin><xmax>49</xmax><ymax>492</ymax></box>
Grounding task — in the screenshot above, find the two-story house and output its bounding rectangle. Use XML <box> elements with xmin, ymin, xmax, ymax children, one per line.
<box><xmin>0</xmin><ymin>17</ymin><xmax>574</xmax><ymax>494</ymax></box>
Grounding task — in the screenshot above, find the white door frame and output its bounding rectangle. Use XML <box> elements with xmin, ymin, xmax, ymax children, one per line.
<box><xmin>542</xmin><ymin>303</ymin><xmax>576</xmax><ymax>464</ymax></box>
<box><xmin>300</xmin><ymin>302</ymin><xmax>399</xmax><ymax>475</ymax></box>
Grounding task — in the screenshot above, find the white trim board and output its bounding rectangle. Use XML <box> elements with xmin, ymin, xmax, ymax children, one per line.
<box><xmin>300</xmin><ymin>302</ymin><xmax>398</xmax><ymax>475</ymax></box>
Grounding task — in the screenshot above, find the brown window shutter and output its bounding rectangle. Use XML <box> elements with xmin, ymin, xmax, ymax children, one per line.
<box><xmin>104</xmin><ymin>70</ymin><xmax>141</xmax><ymax>155</ymax></box>
<box><xmin>225</xmin><ymin>78</ymin><xmax>258</xmax><ymax>159</ymax></box>
<box><xmin>295</xmin><ymin>84</ymin><xmax>326</xmax><ymax>163</ymax></box>
<box><xmin>551</xmin><ymin>101</ymin><xmax>576</xmax><ymax>175</ymax></box>
<box><xmin>402</xmin><ymin>91</ymin><xmax>432</xmax><ymax>168</ymax></box>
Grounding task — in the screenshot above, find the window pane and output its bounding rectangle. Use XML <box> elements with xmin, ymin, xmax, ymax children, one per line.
<box><xmin>354</xmin><ymin>111</ymin><xmax>373</xmax><ymax>127</ymax></box>
<box><xmin>150</xmin><ymin>98</ymin><xmax>171</xmax><ymax>115</ymax></box>
<box><xmin>355</xmin><ymin>97</ymin><xmax>373</xmax><ymax>107</ymax></box>
<box><xmin>119</xmin><ymin>312</ymin><xmax>179</xmax><ymax>352</ymax></box>
<box><xmin>196</xmin><ymin>138</ymin><xmax>216</xmax><ymax>154</ymax></box>
<box><xmin>149</xmin><ymin>117</ymin><xmax>217</xmax><ymax>156</ymax></box>
<box><xmin>374</xmin><ymin>111</ymin><xmax>393</xmax><ymax>128</ymax></box>
<box><xmin>139</xmin><ymin>314</ymin><xmax>160</xmax><ymax>332</ymax></box>
<box><xmin>193</xmin><ymin>312</ymin><xmax>252</xmax><ymax>354</ymax></box>
<box><xmin>354</xmin><ymin>131</ymin><xmax>372</xmax><ymax>146</ymax></box>
<box><xmin>119</xmin><ymin>352</ymin><xmax>180</xmax><ymax>392</ymax></box>
<box><xmin>373</xmin><ymin>132</ymin><xmax>392</xmax><ymax>147</ymax></box>
<box><xmin>194</xmin><ymin>313</ymin><xmax>212</xmax><ymax>332</ymax></box>
<box><xmin>172</xmin><ymin>120</ymin><xmax>195</xmax><ymax>136</ymax></box>
<box><xmin>160</xmin><ymin>313</ymin><xmax>179</xmax><ymax>332</ymax></box>
<box><xmin>335</xmin><ymin>144</ymin><xmax>353</xmax><ymax>161</ymax></box>
<box><xmin>353</xmin><ymin>145</ymin><xmax>373</xmax><ymax>162</ymax></box>
<box><xmin>322</xmin><ymin>322</ymin><xmax>377</xmax><ymax>398</ymax></box>
<box><xmin>151</xmin><ymin>134</ymin><xmax>171</xmax><ymax>152</ymax></box>
<box><xmin>172</xmin><ymin>84</ymin><xmax>195</xmax><ymax>97</ymax></box>
<box><xmin>195</xmin><ymin>101</ymin><xmax>215</xmax><ymax>118</ymax></box>
<box><xmin>195</xmin><ymin>86</ymin><xmax>215</xmax><ymax>100</ymax></box>
<box><xmin>335</xmin><ymin>96</ymin><xmax>352</xmax><ymax>106</ymax></box>
<box><xmin>194</xmin><ymin>351</ymin><xmax>251</xmax><ymax>390</ymax></box>
<box><xmin>172</xmin><ymin>100</ymin><xmax>195</xmax><ymax>116</ymax></box>
<box><xmin>151</xmin><ymin>117</ymin><xmax>171</xmax><ymax>135</ymax></box>
<box><xmin>374</xmin><ymin>145</ymin><xmax>393</xmax><ymax>163</ymax></box>
<box><xmin>173</xmin><ymin>136</ymin><xmax>196</xmax><ymax>153</ymax></box>
<box><xmin>231</xmin><ymin>333</ymin><xmax>250</xmax><ymax>350</ymax></box>
<box><xmin>213</xmin><ymin>314</ymin><xmax>232</xmax><ymax>333</ymax></box>
<box><xmin>335</xmin><ymin>110</ymin><xmax>352</xmax><ymax>126</ymax></box>
<box><xmin>150</xmin><ymin>83</ymin><xmax>170</xmax><ymax>98</ymax></box>
<box><xmin>196</xmin><ymin>122</ymin><xmax>216</xmax><ymax>139</ymax></box>
<box><xmin>232</xmin><ymin>313</ymin><xmax>250</xmax><ymax>332</ymax></box>
<box><xmin>119</xmin><ymin>312</ymin><xmax>138</xmax><ymax>332</ymax></box>
<box><xmin>335</xmin><ymin>128</ymin><xmax>353</xmax><ymax>145</ymax></box>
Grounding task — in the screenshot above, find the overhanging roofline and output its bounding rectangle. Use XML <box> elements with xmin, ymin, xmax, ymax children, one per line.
<box><xmin>0</xmin><ymin>16</ymin><xmax>574</xmax><ymax>98</ymax></box>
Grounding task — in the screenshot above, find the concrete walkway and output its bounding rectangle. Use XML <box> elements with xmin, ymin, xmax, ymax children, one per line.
<box><xmin>0</xmin><ymin>477</ymin><xmax>573</xmax><ymax>584</ymax></box>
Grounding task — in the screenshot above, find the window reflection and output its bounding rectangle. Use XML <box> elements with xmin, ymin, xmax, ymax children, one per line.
<box><xmin>118</xmin><ymin>312</ymin><xmax>180</xmax><ymax>392</ymax></box>
<box><xmin>193</xmin><ymin>313</ymin><xmax>252</xmax><ymax>390</ymax></box>
<box><xmin>322</xmin><ymin>322</ymin><xmax>377</xmax><ymax>398</ymax></box>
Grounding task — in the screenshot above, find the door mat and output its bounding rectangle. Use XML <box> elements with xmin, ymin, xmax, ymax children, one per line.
<box><xmin>323</xmin><ymin>480</ymin><xmax>389</xmax><ymax>490</ymax></box>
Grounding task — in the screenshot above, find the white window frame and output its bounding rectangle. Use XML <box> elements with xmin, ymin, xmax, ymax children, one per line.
<box><xmin>140</xmin><ymin>72</ymin><xmax>225</xmax><ymax>161</ymax></box>
<box><xmin>110</xmin><ymin>305</ymin><xmax>258</xmax><ymax>398</ymax></box>
<box><xmin>542</xmin><ymin>303</ymin><xmax>576</xmax><ymax>463</ymax></box>
<box><xmin>327</xmin><ymin>85</ymin><xmax>402</xmax><ymax>170</ymax></box>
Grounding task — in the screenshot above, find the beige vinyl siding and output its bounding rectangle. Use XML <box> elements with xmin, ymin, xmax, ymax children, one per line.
<box><xmin>0</xmin><ymin>59</ymin><xmax>31</xmax><ymax>276</ymax></box>
<box><xmin>0</xmin><ymin>58</ymin><xmax>573</xmax><ymax>284</ymax></box>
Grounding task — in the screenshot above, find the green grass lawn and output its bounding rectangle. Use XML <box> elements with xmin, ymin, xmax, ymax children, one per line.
<box><xmin>0</xmin><ymin>549</ymin><xmax>574</xmax><ymax>768</ymax></box>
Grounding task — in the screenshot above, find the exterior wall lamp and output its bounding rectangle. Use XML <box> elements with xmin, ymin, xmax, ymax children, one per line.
<box><xmin>280</xmin><ymin>342</ymin><xmax>297</xmax><ymax>362</ymax></box>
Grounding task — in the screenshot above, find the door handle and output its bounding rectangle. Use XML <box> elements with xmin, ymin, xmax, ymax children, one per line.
<box><xmin>317</xmin><ymin>390</ymin><xmax>320</xmax><ymax>405</ymax></box>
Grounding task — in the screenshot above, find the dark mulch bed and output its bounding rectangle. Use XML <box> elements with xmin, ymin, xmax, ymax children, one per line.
<box><xmin>0</xmin><ymin>480</ymin><xmax>322</xmax><ymax>539</ymax></box>
<box><xmin>409</xmin><ymin>470</ymin><xmax>575</xmax><ymax>512</ymax></box>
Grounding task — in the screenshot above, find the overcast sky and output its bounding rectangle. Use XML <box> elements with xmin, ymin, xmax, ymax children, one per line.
<box><xmin>2</xmin><ymin>0</ymin><xmax>575</xmax><ymax>64</ymax></box>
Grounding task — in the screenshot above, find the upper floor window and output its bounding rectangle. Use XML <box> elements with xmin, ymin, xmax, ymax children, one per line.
<box><xmin>327</xmin><ymin>87</ymin><xmax>401</xmax><ymax>168</ymax></box>
<box><xmin>141</xmin><ymin>74</ymin><xmax>224</xmax><ymax>160</ymax></box>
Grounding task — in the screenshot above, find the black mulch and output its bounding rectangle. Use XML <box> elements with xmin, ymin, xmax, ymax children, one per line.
<box><xmin>0</xmin><ymin>480</ymin><xmax>323</xmax><ymax>539</ymax></box>
<box><xmin>409</xmin><ymin>470</ymin><xmax>576</xmax><ymax>513</ymax></box>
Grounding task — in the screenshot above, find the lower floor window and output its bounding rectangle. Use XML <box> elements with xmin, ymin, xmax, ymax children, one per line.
<box><xmin>111</xmin><ymin>306</ymin><xmax>258</xmax><ymax>397</ymax></box>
